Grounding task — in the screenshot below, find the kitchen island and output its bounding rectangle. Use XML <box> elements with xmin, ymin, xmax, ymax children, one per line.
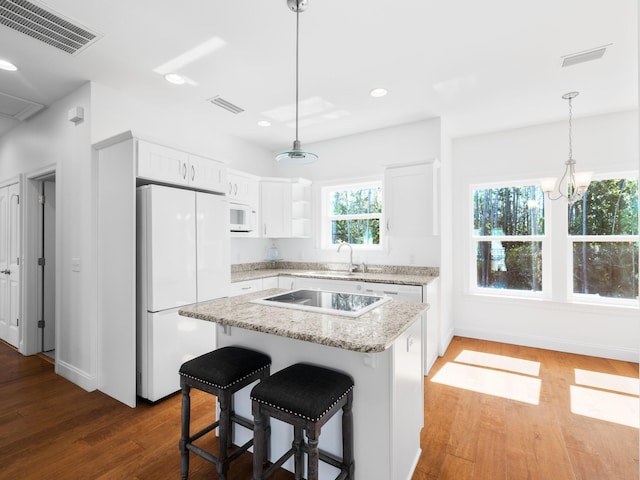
<box><xmin>179</xmin><ymin>288</ymin><xmax>428</xmax><ymax>480</ymax></box>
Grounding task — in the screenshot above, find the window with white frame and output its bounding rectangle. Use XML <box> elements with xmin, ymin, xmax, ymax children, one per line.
<box><xmin>321</xmin><ymin>180</ymin><xmax>384</xmax><ymax>248</ymax></box>
<box><xmin>470</xmin><ymin>174</ymin><xmax>639</xmax><ymax>304</ymax></box>
<box><xmin>471</xmin><ymin>183</ymin><xmax>546</xmax><ymax>294</ymax></box>
<box><xmin>568</xmin><ymin>175</ymin><xmax>638</xmax><ymax>301</ymax></box>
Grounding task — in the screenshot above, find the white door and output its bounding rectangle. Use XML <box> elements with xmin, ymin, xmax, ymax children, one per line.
<box><xmin>0</xmin><ymin>183</ymin><xmax>20</xmax><ymax>347</ymax></box>
<box><xmin>146</xmin><ymin>185</ymin><xmax>196</xmax><ymax>311</ymax></box>
<box><xmin>0</xmin><ymin>185</ymin><xmax>8</xmax><ymax>342</ymax></box>
<box><xmin>196</xmin><ymin>192</ymin><xmax>230</xmax><ymax>302</ymax></box>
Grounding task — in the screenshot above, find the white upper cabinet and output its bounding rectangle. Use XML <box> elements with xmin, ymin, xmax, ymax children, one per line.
<box><xmin>137</xmin><ymin>140</ymin><xmax>226</xmax><ymax>194</ymax></box>
<box><xmin>384</xmin><ymin>161</ymin><xmax>440</xmax><ymax>237</ymax></box>
<box><xmin>261</xmin><ymin>178</ymin><xmax>311</xmax><ymax>238</ymax></box>
<box><xmin>261</xmin><ymin>179</ymin><xmax>292</xmax><ymax>238</ymax></box>
<box><xmin>188</xmin><ymin>154</ymin><xmax>226</xmax><ymax>193</ymax></box>
<box><xmin>227</xmin><ymin>169</ymin><xmax>260</xmax><ymax>206</ymax></box>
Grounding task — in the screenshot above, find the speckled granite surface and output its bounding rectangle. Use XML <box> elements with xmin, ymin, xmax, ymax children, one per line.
<box><xmin>179</xmin><ymin>288</ymin><xmax>428</xmax><ymax>353</ymax></box>
<box><xmin>230</xmin><ymin>262</ymin><xmax>438</xmax><ymax>286</ymax></box>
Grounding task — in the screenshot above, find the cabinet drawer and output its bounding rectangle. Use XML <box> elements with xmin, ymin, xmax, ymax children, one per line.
<box><xmin>228</xmin><ymin>279</ymin><xmax>262</xmax><ymax>297</ymax></box>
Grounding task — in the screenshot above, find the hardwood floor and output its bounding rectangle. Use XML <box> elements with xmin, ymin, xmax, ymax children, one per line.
<box><xmin>416</xmin><ymin>336</ymin><xmax>639</xmax><ymax>480</ymax></box>
<box><xmin>1</xmin><ymin>337</ymin><xmax>637</xmax><ymax>479</ymax></box>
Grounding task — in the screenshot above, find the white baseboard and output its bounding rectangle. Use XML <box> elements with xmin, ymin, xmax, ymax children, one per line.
<box><xmin>55</xmin><ymin>359</ymin><xmax>97</xmax><ymax>392</ymax></box>
<box><xmin>454</xmin><ymin>327</ymin><xmax>640</xmax><ymax>363</ymax></box>
<box><xmin>406</xmin><ymin>448</ymin><xmax>422</xmax><ymax>480</ymax></box>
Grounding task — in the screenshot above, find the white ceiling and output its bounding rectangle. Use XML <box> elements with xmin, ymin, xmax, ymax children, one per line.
<box><xmin>0</xmin><ymin>0</ymin><xmax>637</xmax><ymax>152</ymax></box>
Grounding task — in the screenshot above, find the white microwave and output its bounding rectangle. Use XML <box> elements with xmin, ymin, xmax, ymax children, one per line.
<box><xmin>229</xmin><ymin>202</ymin><xmax>256</xmax><ymax>232</ymax></box>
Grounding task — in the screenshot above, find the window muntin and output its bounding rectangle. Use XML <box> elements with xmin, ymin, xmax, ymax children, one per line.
<box><xmin>569</xmin><ymin>176</ymin><xmax>638</xmax><ymax>301</ymax></box>
<box><xmin>472</xmin><ymin>185</ymin><xmax>546</xmax><ymax>293</ymax></box>
<box><xmin>322</xmin><ymin>181</ymin><xmax>384</xmax><ymax>247</ymax></box>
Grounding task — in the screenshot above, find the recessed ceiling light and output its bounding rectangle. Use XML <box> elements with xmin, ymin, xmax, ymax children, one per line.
<box><xmin>0</xmin><ymin>59</ymin><xmax>18</xmax><ymax>71</ymax></box>
<box><xmin>164</xmin><ymin>73</ymin><xmax>185</xmax><ymax>85</ymax></box>
<box><xmin>257</xmin><ymin>120</ymin><xmax>271</xmax><ymax>127</ymax></box>
<box><xmin>370</xmin><ymin>88</ymin><xmax>388</xmax><ymax>98</ymax></box>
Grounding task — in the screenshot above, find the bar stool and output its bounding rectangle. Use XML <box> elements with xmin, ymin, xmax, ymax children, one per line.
<box><xmin>250</xmin><ymin>363</ymin><xmax>355</xmax><ymax>480</ymax></box>
<box><xmin>178</xmin><ymin>346</ymin><xmax>271</xmax><ymax>480</ymax></box>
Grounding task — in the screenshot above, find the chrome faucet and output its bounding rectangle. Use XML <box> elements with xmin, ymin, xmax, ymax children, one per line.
<box><xmin>337</xmin><ymin>242</ymin><xmax>356</xmax><ymax>272</ymax></box>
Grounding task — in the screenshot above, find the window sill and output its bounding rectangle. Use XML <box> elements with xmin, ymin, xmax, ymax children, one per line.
<box><xmin>464</xmin><ymin>291</ymin><xmax>639</xmax><ymax>315</ymax></box>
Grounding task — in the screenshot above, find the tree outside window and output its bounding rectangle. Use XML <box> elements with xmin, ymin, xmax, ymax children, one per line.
<box><xmin>473</xmin><ymin>185</ymin><xmax>546</xmax><ymax>293</ymax></box>
<box><xmin>568</xmin><ymin>176</ymin><xmax>639</xmax><ymax>300</ymax></box>
<box><xmin>323</xmin><ymin>182</ymin><xmax>383</xmax><ymax>246</ymax></box>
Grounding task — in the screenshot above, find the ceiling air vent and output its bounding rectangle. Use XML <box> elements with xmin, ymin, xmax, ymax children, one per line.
<box><xmin>0</xmin><ymin>0</ymin><xmax>100</xmax><ymax>55</ymax></box>
<box><xmin>208</xmin><ymin>96</ymin><xmax>244</xmax><ymax>114</ymax></box>
<box><xmin>561</xmin><ymin>44</ymin><xmax>611</xmax><ymax>68</ymax></box>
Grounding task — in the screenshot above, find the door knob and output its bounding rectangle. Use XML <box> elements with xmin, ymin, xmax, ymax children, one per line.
<box><xmin>1</xmin><ymin>269</ymin><xmax>10</xmax><ymax>275</ymax></box>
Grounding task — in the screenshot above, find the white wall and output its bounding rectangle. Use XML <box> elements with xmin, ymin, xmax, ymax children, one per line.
<box><xmin>0</xmin><ymin>83</ymin><xmax>97</xmax><ymax>388</ymax></box>
<box><xmin>90</xmin><ymin>83</ymin><xmax>275</xmax><ymax>176</ymax></box>
<box><xmin>0</xmin><ymin>81</ymin><xmax>282</xmax><ymax>394</ymax></box>
<box><xmin>245</xmin><ymin>119</ymin><xmax>442</xmax><ymax>267</ymax></box>
<box><xmin>450</xmin><ymin>110</ymin><xmax>639</xmax><ymax>361</ymax></box>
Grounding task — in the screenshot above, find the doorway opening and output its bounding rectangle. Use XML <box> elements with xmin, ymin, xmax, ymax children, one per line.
<box><xmin>38</xmin><ymin>175</ymin><xmax>56</xmax><ymax>359</ymax></box>
<box><xmin>24</xmin><ymin>169</ymin><xmax>57</xmax><ymax>359</ymax></box>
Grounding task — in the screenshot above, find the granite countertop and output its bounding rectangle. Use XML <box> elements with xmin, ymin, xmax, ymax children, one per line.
<box><xmin>179</xmin><ymin>288</ymin><xmax>428</xmax><ymax>353</ymax></box>
<box><xmin>231</xmin><ymin>263</ymin><xmax>438</xmax><ymax>286</ymax></box>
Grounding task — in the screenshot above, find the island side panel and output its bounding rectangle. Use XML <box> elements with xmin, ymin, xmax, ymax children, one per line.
<box><xmin>216</xmin><ymin>324</ymin><xmax>394</xmax><ymax>480</ymax></box>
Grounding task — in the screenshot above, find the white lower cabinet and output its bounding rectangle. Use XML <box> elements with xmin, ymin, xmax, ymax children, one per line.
<box><xmin>277</xmin><ymin>275</ymin><xmax>297</xmax><ymax>290</ymax></box>
<box><xmin>261</xmin><ymin>276</ymin><xmax>279</xmax><ymax>290</ymax></box>
<box><xmin>228</xmin><ymin>279</ymin><xmax>262</xmax><ymax>297</ymax></box>
<box><xmin>423</xmin><ymin>278</ymin><xmax>440</xmax><ymax>375</ymax></box>
<box><xmin>229</xmin><ymin>276</ymin><xmax>280</xmax><ymax>297</ymax></box>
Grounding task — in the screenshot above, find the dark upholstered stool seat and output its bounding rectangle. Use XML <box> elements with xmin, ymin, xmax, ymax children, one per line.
<box><xmin>179</xmin><ymin>346</ymin><xmax>271</xmax><ymax>480</ymax></box>
<box><xmin>179</xmin><ymin>346</ymin><xmax>271</xmax><ymax>390</ymax></box>
<box><xmin>251</xmin><ymin>363</ymin><xmax>355</xmax><ymax>480</ymax></box>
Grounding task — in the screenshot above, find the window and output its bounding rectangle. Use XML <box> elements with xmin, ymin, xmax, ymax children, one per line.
<box><xmin>470</xmin><ymin>174</ymin><xmax>639</xmax><ymax>305</ymax></box>
<box><xmin>472</xmin><ymin>184</ymin><xmax>546</xmax><ymax>294</ymax></box>
<box><xmin>321</xmin><ymin>181</ymin><xmax>384</xmax><ymax>248</ymax></box>
<box><xmin>568</xmin><ymin>176</ymin><xmax>639</xmax><ymax>301</ymax></box>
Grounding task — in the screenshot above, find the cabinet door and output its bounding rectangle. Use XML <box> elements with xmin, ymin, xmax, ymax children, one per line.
<box><xmin>384</xmin><ymin>162</ymin><xmax>439</xmax><ymax>237</ymax></box>
<box><xmin>137</xmin><ymin>141</ymin><xmax>188</xmax><ymax>185</ymax></box>
<box><xmin>261</xmin><ymin>276</ymin><xmax>279</xmax><ymax>290</ymax></box>
<box><xmin>228</xmin><ymin>171</ymin><xmax>259</xmax><ymax>204</ymax></box>
<box><xmin>391</xmin><ymin>318</ymin><xmax>423</xmax><ymax>480</ymax></box>
<box><xmin>189</xmin><ymin>154</ymin><xmax>226</xmax><ymax>193</ymax></box>
<box><xmin>277</xmin><ymin>276</ymin><xmax>297</xmax><ymax>290</ymax></box>
<box><xmin>261</xmin><ymin>181</ymin><xmax>292</xmax><ymax>238</ymax></box>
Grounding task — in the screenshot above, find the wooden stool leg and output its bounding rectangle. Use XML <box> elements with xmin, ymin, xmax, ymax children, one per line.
<box><xmin>306</xmin><ymin>425</ymin><xmax>320</xmax><ymax>480</ymax></box>
<box><xmin>342</xmin><ymin>391</ymin><xmax>355</xmax><ymax>479</ymax></box>
<box><xmin>293</xmin><ymin>425</ymin><xmax>304</xmax><ymax>480</ymax></box>
<box><xmin>179</xmin><ymin>384</ymin><xmax>191</xmax><ymax>480</ymax></box>
<box><xmin>217</xmin><ymin>391</ymin><xmax>230</xmax><ymax>480</ymax></box>
<box><xmin>252</xmin><ymin>403</ymin><xmax>267</xmax><ymax>480</ymax></box>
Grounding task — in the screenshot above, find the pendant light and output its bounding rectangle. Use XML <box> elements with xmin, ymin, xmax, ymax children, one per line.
<box><xmin>275</xmin><ymin>0</ymin><xmax>319</xmax><ymax>164</ymax></box>
<box><xmin>541</xmin><ymin>92</ymin><xmax>593</xmax><ymax>205</ymax></box>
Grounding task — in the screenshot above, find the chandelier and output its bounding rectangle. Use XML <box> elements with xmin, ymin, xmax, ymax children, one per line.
<box><xmin>541</xmin><ymin>91</ymin><xmax>592</xmax><ymax>205</ymax></box>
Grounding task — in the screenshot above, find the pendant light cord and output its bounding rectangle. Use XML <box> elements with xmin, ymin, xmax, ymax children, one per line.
<box><xmin>295</xmin><ymin>1</ymin><xmax>300</xmax><ymax>143</ymax></box>
<box><xmin>567</xmin><ymin>96</ymin><xmax>573</xmax><ymax>161</ymax></box>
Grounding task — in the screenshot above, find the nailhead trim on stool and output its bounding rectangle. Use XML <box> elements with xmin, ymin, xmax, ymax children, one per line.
<box><xmin>178</xmin><ymin>346</ymin><xmax>271</xmax><ymax>480</ymax></box>
<box><xmin>250</xmin><ymin>363</ymin><xmax>355</xmax><ymax>480</ymax></box>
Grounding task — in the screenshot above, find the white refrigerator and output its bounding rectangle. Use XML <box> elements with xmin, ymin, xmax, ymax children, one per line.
<box><xmin>136</xmin><ymin>184</ymin><xmax>230</xmax><ymax>402</ymax></box>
